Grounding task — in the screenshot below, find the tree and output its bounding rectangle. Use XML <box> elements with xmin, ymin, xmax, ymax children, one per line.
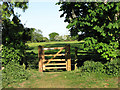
<box><xmin>31</xmin><ymin>29</ymin><xmax>43</xmax><ymax>42</ymax></box>
<box><xmin>2</xmin><ymin>2</ymin><xmax>30</xmax><ymax>66</ymax></box>
<box><xmin>57</xmin><ymin>2</ymin><xmax>120</xmax><ymax>60</ymax></box>
<box><xmin>54</xmin><ymin>35</ymin><xmax>62</xmax><ymax>41</ymax></box>
<box><xmin>49</xmin><ymin>32</ymin><xmax>59</xmax><ymax>41</ymax></box>
<box><xmin>43</xmin><ymin>37</ymin><xmax>49</xmax><ymax>42</ymax></box>
<box><xmin>62</xmin><ymin>35</ymin><xmax>68</xmax><ymax>40</ymax></box>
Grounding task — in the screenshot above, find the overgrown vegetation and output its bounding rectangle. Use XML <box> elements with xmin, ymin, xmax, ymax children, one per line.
<box><xmin>2</xmin><ymin>2</ymin><xmax>31</xmax><ymax>88</ymax></box>
<box><xmin>79</xmin><ymin>58</ymin><xmax>120</xmax><ymax>76</ymax></box>
<box><xmin>2</xmin><ymin>61</ymin><xmax>30</xmax><ymax>88</ymax></box>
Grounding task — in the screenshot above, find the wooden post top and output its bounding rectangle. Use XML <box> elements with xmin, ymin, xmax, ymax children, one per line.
<box><xmin>65</xmin><ymin>44</ymin><xmax>70</xmax><ymax>47</ymax></box>
<box><xmin>38</xmin><ymin>45</ymin><xmax>42</xmax><ymax>48</ymax></box>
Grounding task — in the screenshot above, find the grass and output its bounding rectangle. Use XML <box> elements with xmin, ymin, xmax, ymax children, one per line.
<box><xmin>26</xmin><ymin>40</ymin><xmax>82</xmax><ymax>47</ymax></box>
<box><xmin>6</xmin><ymin>69</ymin><xmax>118</xmax><ymax>88</ymax></box>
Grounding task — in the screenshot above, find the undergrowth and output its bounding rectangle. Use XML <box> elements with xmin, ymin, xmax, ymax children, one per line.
<box><xmin>2</xmin><ymin>61</ymin><xmax>31</xmax><ymax>88</ymax></box>
<box><xmin>78</xmin><ymin>58</ymin><xmax>120</xmax><ymax>76</ymax></box>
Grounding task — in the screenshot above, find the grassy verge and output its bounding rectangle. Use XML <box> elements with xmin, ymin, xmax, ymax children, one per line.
<box><xmin>6</xmin><ymin>69</ymin><xmax>118</xmax><ymax>88</ymax></box>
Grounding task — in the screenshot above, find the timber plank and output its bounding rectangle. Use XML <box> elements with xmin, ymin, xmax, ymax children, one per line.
<box><xmin>45</xmin><ymin>54</ymin><xmax>65</xmax><ymax>56</ymax></box>
<box><xmin>45</xmin><ymin>63</ymin><xmax>66</xmax><ymax>66</ymax></box>
<box><xmin>44</xmin><ymin>47</ymin><xmax>64</xmax><ymax>50</ymax></box>
<box><xmin>45</xmin><ymin>67</ymin><xmax>66</xmax><ymax>69</ymax></box>
<box><xmin>46</xmin><ymin>48</ymin><xmax>64</xmax><ymax>64</ymax></box>
<box><xmin>43</xmin><ymin>59</ymin><xmax>66</xmax><ymax>61</ymax></box>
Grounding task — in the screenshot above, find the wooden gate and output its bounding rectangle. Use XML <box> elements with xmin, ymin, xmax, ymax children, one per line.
<box><xmin>38</xmin><ymin>44</ymin><xmax>71</xmax><ymax>72</ymax></box>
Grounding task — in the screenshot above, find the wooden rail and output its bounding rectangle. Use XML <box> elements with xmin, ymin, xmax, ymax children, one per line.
<box><xmin>45</xmin><ymin>67</ymin><xmax>66</xmax><ymax>69</ymax></box>
<box><xmin>43</xmin><ymin>59</ymin><xmax>66</xmax><ymax>61</ymax></box>
<box><xmin>44</xmin><ymin>47</ymin><xmax>64</xmax><ymax>50</ymax></box>
<box><xmin>45</xmin><ymin>63</ymin><xmax>66</xmax><ymax>66</ymax></box>
<box><xmin>38</xmin><ymin>44</ymin><xmax>71</xmax><ymax>72</ymax></box>
<box><xmin>44</xmin><ymin>54</ymin><xmax>65</xmax><ymax>56</ymax></box>
<box><xmin>46</xmin><ymin>47</ymin><xmax>64</xmax><ymax>65</ymax></box>
<box><xmin>74</xmin><ymin>47</ymin><xmax>98</xmax><ymax>70</ymax></box>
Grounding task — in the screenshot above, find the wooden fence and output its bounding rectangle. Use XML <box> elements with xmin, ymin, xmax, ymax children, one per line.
<box><xmin>38</xmin><ymin>44</ymin><xmax>71</xmax><ymax>72</ymax></box>
<box><xmin>74</xmin><ymin>47</ymin><xmax>99</xmax><ymax>69</ymax></box>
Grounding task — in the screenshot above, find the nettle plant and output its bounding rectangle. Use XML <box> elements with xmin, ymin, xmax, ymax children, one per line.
<box><xmin>57</xmin><ymin>2</ymin><xmax>120</xmax><ymax>60</ymax></box>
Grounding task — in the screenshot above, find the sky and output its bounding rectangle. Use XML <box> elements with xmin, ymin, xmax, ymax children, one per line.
<box><xmin>14</xmin><ymin>0</ymin><xmax>70</xmax><ymax>39</ymax></box>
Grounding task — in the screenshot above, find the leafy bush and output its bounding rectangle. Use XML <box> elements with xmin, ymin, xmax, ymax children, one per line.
<box><xmin>71</xmin><ymin>35</ymin><xmax>78</xmax><ymax>41</ymax></box>
<box><xmin>80</xmin><ymin>61</ymin><xmax>105</xmax><ymax>73</ymax></box>
<box><xmin>2</xmin><ymin>46</ymin><xmax>22</xmax><ymax>66</ymax></box>
<box><xmin>2</xmin><ymin>61</ymin><xmax>30</xmax><ymax>88</ymax></box>
<box><xmin>79</xmin><ymin>58</ymin><xmax>120</xmax><ymax>76</ymax></box>
<box><xmin>104</xmin><ymin>58</ymin><xmax>120</xmax><ymax>76</ymax></box>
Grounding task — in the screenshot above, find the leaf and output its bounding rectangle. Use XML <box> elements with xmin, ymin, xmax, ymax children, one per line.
<box><xmin>116</xmin><ymin>6</ymin><xmax>119</xmax><ymax>11</ymax></box>
<box><xmin>111</xmin><ymin>3</ymin><xmax>114</xmax><ymax>8</ymax></box>
<box><xmin>115</xmin><ymin>23</ymin><xmax>119</xmax><ymax>29</ymax></box>
<box><xmin>107</xmin><ymin>23</ymin><xmax>113</xmax><ymax>29</ymax></box>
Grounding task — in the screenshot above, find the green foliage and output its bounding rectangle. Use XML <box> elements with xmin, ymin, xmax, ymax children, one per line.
<box><xmin>70</xmin><ymin>35</ymin><xmax>78</xmax><ymax>41</ymax></box>
<box><xmin>54</xmin><ymin>35</ymin><xmax>63</xmax><ymax>41</ymax></box>
<box><xmin>2</xmin><ymin>46</ymin><xmax>22</xmax><ymax>66</ymax></box>
<box><xmin>2</xmin><ymin>61</ymin><xmax>30</xmax><ymax>88</ymax></box>
<box><xmin>95</xmin><ymin>42</ymin><xmax>119</xmax><ymax>60</ymax></box>
<box><xmin>2</xmin><ymin>2</ymin><xmax>28</xmax><ymax>20</ymax></box>
<box><xmin>83</xmin><ymin>37</ymin><xmax>119</xmax><ymax>60</ymax></box>
<box><xmin>31</xmin><ymin>29</ymin><xmax>43</xmax><ymax>42</ymax></box>
<box><xmin>65</xmin><ymin>35</ymin><xmax>71</xmax><ymax>41</ymax></box>
<box><xmin>79</xmin><ymin>58</ymin><xmax>120</xmax><ymax>76</ymax></box>
<box><xmin>49</xmin><ymin>32</ymin><xmax>59</xmax><ymax>41</ymax></box>
<box><xmin>2</xmin><ymin>18</ymin><xmax>27</xmax><ymax>65</ymax></box>
<box><xmin>43</xmin><ymin>37</ymin><xmax>49</xmax><ymax>42</ymax></box>
<box><xmin>54</xmin><ymin>35</ymin><xmax>77</xmax><ymax>41</ymax></box>
<box><xmin>2</xmin><ymin>2</ymin><xmax>31</xmax><ymax>66</ymax></box>
<box><xmin>80</xmin><ymin>61</ymin><xmax>105</xmax><ymax>73</ymax></box>
<box><xmin>57</xmin><ymin>2</ymin><xmax>120</xmax><ymax>60</ymax></box>
<box><xmin>54</xmin><ymin>35</ymin><xmax>72</xmax><ymax>41</ymax></box>
<box><xmin>104</xmin><ymin>58</ymin><xmax>120</xmax><ymax>76</ymax></box>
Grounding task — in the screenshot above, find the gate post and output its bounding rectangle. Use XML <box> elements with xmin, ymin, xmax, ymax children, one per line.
<box><xmin>38</xmin><ymin>45</ymin><xmax>44</xmax><ymax>72</ymax></box>
<box><xmin>75</xmin><ymin>47</ymin><xmax>78</xmax><ymax>70</ymax></box>
<box><xmin>65</xmin><ymin>44</ymin><xmax>71</xmax><ymax>71</ymax></box>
